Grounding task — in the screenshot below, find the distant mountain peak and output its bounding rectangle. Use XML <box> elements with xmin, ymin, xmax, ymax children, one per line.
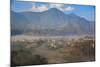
<box><xmin>49</xmin><ymin>8</ymin><xmax>60</xmax><ymax>10</ymax></box>
<box><xmin>43</xmin><ymin>8</ymin><xmax>64</xmax><ymax>13</ymax></box>
<box><xmin>68</xmin><ymin>13</ymin><xmax>79</xmax><ymax>17</ymax></box>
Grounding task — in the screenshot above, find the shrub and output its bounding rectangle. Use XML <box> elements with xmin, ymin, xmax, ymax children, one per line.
<box><xmin>73</xmin><ymin>40</ymin><xmax>95</xmax><ymax>56</ymax></box>
<box><xmin>11</xmin><ymin>49</ymin><xmax>48</xmax><ymax>66</ymax></box>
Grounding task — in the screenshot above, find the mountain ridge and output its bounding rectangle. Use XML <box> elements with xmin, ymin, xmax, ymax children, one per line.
<box><xmin>11</xmin><ymin>8</ymin><xmax>95</xmax><ymax>36</ymax></box>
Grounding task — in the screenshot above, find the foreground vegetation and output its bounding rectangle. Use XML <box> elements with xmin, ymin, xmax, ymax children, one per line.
<box><xmin>11</xmin><ymin>36</ymin><xmax>95</xmax><ymax>66</ymax></box>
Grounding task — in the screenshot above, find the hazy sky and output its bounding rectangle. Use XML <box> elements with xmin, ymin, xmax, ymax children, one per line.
<box><xmin>11</xmin><ymin>0</ymin><xmax>95</xmax><ymax>21</ymax></box>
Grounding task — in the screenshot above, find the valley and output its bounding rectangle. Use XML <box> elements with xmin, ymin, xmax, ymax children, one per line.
<box><xmin>11</xmin><ymin>35</ymin><xmax>95</xmax><ymax>66</ymax></box>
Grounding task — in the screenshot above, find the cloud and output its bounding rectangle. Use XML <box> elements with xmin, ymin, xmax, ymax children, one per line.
<box><xmin>31</xmin><ymin>6</ymin><xmax>37</xmax><ymax>12</ymax></box>
<box><xmin>32</xmin><ymin>4</ymin><xmax>49</xmax><ymax>12</ymax></box>
<box><xmin>50</xmin><ymin>3</ymin><xmax>65</xmax><ymax>11</ymax></box>
<box><xmin>37</xmin><ymin>5</ymin><xmax>48</xmax><ymax>12</ymax></box>
<box><xmin>64</xmin><ymin>6</ymin><xmax>74</xmax><ymax>11</ymax></box>
<box><xmin>31</xmin><ymin>3</ymin><xmax>74</xmax><ymax>12</ymax></box>
<box><xmin>49</xmin><ymin>4</ymin><xmax>74</xmax><ymax>12</ymax></box>
<box><xmin>50</xmin><ymin>3</ymin><xmax>64</xmax><ymax>8</ymax></box>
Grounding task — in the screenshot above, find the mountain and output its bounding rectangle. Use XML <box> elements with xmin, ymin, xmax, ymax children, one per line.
<box><xmin>11</xmin><ymin>11</ymin><xmax>30</xmax><ymax>35</ymax></box>
<box><xmin>11</xmin><ymin>8</ymin><xmax>95</xmax><ymax>36</ymax></box>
